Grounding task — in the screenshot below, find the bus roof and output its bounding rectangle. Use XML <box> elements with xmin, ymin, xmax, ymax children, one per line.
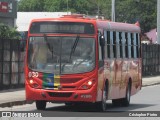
<box><xmin>30</xmin><ymin>14</ymin><xmax>109</xmax><ymax>25</ymax></box>
<box><xmin>30</xmin><ymin>15</ymin><xmax>141</xmax><ymax>33</ymax></box>
<box><xmin>96</xmin><ymin>20</ymin><xmax>141</xmax><ymax>33</ymax></box>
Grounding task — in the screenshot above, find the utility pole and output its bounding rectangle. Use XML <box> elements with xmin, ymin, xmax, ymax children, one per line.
<box><xmin>97</xmin><ymin>0</ymin><xmax>100</xmax><ymax>16</ymax></box>
<box><xmin>67</xmin><ymin>0</ymin><xmax>69</xmax><ymax>15</ymax></box>
<box><xmin>112</xmin><ymin>0</ymin><xmax>115</xmax><ymax>22</ymax></box>
<box><xmin>157</xmin><ymin>0</ymin><xmax>160</xmax><ymax>44</ymax></box>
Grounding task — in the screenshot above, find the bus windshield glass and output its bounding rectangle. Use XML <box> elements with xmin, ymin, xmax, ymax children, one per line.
<box><xmin>30</xmin><ymin>22</ymin><xmax>95</xmax><ymax>34</ymax></box>
<box><xmin>28</xmin><ymin>36</ymin><xmax>95</xmax><ymax>74</ymax></box>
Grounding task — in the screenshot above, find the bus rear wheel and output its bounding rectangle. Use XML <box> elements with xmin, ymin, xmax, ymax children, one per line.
<box><xmin>121</xmin><ymin>82</ymin><xmax>131</xmax><ymax>107</ymax></box>
<box><xmin>112</xmin><ymin>99</ymin><xmax>121</xmax><ymax>106</ymax></box>
<box><xmin>36</xmin><ymin>100</ymin><xmax>46</xmax><ymax>110</ymax></box>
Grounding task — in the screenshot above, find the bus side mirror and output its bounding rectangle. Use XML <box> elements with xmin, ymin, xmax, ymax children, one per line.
<box><xmin>99</xmin><ymin>35</ymin><xmax>105</xmax><ymax>46</ymax></box>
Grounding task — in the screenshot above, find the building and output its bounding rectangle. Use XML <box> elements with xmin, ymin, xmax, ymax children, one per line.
<box><xmin>0</xmin><ymin>0</ymin><xmax>17</xmax><ymax>27</ymax></box>
<box><xmin>145</xmin><ymin>28</ymin><xmax>157</xmax><ymax>44</ymax></box>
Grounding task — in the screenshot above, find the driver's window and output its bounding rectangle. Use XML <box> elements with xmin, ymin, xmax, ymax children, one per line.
<box><xmin>98</xmin><ymin>30</ymin><xmax>105</xmax><ymax>60</ymax></box>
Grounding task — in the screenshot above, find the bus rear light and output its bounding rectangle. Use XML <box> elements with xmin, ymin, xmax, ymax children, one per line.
<box><xmin>78</xmin><ymin>79</ymin><xmax>95</xmax><ymax>90</ymax></box>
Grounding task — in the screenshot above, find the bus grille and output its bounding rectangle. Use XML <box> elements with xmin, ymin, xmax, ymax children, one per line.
<box><xmin>48</xmin><ymin>92</ymin><xmax>72</xmax><ymax>98</ymax></box>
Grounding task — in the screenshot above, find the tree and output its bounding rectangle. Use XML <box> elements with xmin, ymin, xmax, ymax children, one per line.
<box><xmin>18</xmin><ymin>0</ymin><xmax>45</xmax><ymax>12</ymax></box>
<box><xmin>0</xmin><ymin>23</ymin><xmax>20</xmax><ymax>39</ymax></box>
<box><xmin>115</xmin><ymin>0</ymin><xmax>157</xmax><ymax>33</ymax></box>
<box><xmin>18</xmin><ymin>0</ymin><xmax>157</xmax><ymax>32</ymax></box>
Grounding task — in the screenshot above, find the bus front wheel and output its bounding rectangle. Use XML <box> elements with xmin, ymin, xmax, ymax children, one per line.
<box><xmin>96</xmin><ymin>85</ymin><xmax>107</xmax><ymax>112</ymax></box>
<box><xmin>65</xmin><ymin>102</ymin><xmax>74</xmax><ymax>106</ymax></box>
<box><xmin>36</xmin><ymin>100</ymin><xmax>46</xmax><ymax>110</ymax></box>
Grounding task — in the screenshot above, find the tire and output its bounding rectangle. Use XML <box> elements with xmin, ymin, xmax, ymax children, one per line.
<box><xmin>36</xmin><ymin>100</ymin><xmax>46</xmax><ymax>110</ymax></box>
<box><xmin>121</xmin><ymin>82</ymin><xmax>131</xmax><ymax>107</ymax></box>
<box><xmin>65</xmin><ymin>102</ymin><xmax>74</xmax><ymax>106</ymax></box>
<box><xmin>112</xmin><ymin>99</ymin><xmax>121</xmax><ymax>106</ymax></box>
<box><xmin>96</xmin><ymin>85</ymin><xmax>107</xmax><ymax>112</ymax></box>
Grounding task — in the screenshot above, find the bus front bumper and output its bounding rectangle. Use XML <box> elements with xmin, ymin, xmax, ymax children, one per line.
<box><xmin>25</xmin><ymin>84</ymin><xmax>97</xmax><ymax>103</ymax></box>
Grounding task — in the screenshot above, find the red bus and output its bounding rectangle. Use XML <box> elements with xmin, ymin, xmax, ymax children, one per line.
<box><xmin>25</xmin><ymin>14</ymin><xmax>142</xmax><ymax>111</ymax></box>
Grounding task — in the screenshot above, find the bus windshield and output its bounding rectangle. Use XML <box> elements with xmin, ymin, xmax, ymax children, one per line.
<box><xmin>28</xmin><ymin>36</ymin><xmax>95</xmax><ymax>74</ymax></box>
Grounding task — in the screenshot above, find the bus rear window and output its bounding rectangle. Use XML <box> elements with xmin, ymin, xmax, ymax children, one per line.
<box><xmin>30</xmin><ymin>22</ymin><xmax>95</xmax><ymax>34</ymax></box>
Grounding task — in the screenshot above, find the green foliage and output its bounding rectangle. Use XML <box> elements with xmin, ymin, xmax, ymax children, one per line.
<box><xmin>18</xmin><ymin>0</ymin><xmax>157</xmax><ymax>33</ymax></box>
<box><xmin>18</xmin><ymin>0</ymin><xmax>111</xmax><ymax>16</ymax></box>
<box><xmin>115</xmin><ymin>0</ymin><xmax>157</xmax><ymax>33</ymax></box>
<box><xmin>18</xmin><ymin>0</ymin><xmax>45</xmax><ymax>11</ymax></box>
<box><xmin>0</xmin><ymin>23</ymin><xmax>20</xmax><ymax>39</ymax></box>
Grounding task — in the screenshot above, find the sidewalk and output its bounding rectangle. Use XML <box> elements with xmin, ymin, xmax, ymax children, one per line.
<box><xmin>142</xmin><ymin>76</ymin><xmax>160</xmax><ymax>87</ymax></box>
<box><xmin>0</xmin><ymin>76</ymin><xmax>160</xmax><ymax>108</ymax></box>
<box><xmin>0</xmin><ymin>89</ymin><xmax>33</xmax><ymax>108</ymax></box>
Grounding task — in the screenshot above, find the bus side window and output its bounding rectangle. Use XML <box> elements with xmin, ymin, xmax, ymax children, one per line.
<box><xmin>107</xmin><ymin>31</ymin><xmax>110</xmax><ymax>58</ymax></box>
<box><xmin>98</xmin><ymin>31</ymin><xmax>103</xmax><ymax>60</ymax></box>
<box><xmin>113</xmin><ymin>31</ymin><xmax>117</xmax><ymax>58</ymax></box>
<box><xmin>116</xmin><ymin>32</ymin><xmax>120</xmax><ymax>58</ymax></box>
<box><xmin>128</xmin><ymin>33</ymin><xmax>131</xmax><ymax>58</ymax></box>
<box><xmin>122</xmin><ymin>32</ymin><xmax>126</xmax><ymax>58</ymax></box>
<box><xmin>131</xmin><ymin>33</ymin><xmax>134</xmax><ymax>58</ymax></box>
<box><xmin>119</xmin><ymin>32</ymin><xmax>123</xmax><ymax>58</ymax></box>
<box><xmin>136</xmin><ymin>33</ymin><xmax>140</xmax><ymax>58</ymax></box>
<box><xmin>138</xmin><ymin>33</ymin><xmax>141</xmax><ymax>58</ymax></box>
<box><xmin>110</xmin><ymin>31</ymin><xmax>114</xmax><ymax>58</ymax></box>
<box><xmin>125</xmin><ymin>33</ymin><xmax>128</xmax><ymax>58</ymax></box>
<box><xmin>133</xmin><ymin>33</ymin><xmax>137</xmax><ymax>58</ymax></box>
<box><xmin>104</xmin><ymin>30</ymin><xmax>107</xmax><ymax>59</ymax></box>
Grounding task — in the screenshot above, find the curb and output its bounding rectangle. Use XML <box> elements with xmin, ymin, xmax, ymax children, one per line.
<box><xmin>142</xmin><ymin>82</ymin><xmax>160</xmax><ymax>87</ymax></box>
<box><xmin>0</xmin><ymin>100</ymin><xmax>34</xmax><ymax>108</ymax></box>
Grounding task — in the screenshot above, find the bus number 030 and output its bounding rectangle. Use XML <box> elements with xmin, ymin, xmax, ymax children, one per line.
<box><xmin>28</xmin><ymin>72</ymin><xmax>39</xmax><ymax>78</ymax></box>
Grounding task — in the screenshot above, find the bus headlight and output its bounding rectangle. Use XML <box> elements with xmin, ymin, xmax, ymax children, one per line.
<box><xmin>28</xmin><ymin>79</ymin><xmax>39</xmax><ymax>88</ymax></box>
<box><xmin>29</xmin><ymin>79</ymin><xmax>34</xmax><ymax>84</ymax></box>
<box><xmin>87</xmin><ymin>81</ymin><xmax>93</xmax><ymax>86</ymax></box>
<box><xmin>78</xmin><ymin>79</ymin><xmax>95</xmax><ymax>90</ymax></box>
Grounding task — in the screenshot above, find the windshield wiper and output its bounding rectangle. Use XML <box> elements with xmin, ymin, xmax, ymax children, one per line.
<box><xmin>69</xmin><ymin>35</ymin><xmax>80</xmax><ymax>61</ymax></box>
<box><xmin>43</xmin><ymin>34</ymin><xmax>54</xmax><ymax>59</ymax></box>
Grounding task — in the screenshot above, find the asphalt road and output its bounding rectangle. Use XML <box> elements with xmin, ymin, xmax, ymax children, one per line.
<box><xmin>1</xmin><ymin>85</ymin><xmax>160</xmax><ymax>118</ymax></box>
